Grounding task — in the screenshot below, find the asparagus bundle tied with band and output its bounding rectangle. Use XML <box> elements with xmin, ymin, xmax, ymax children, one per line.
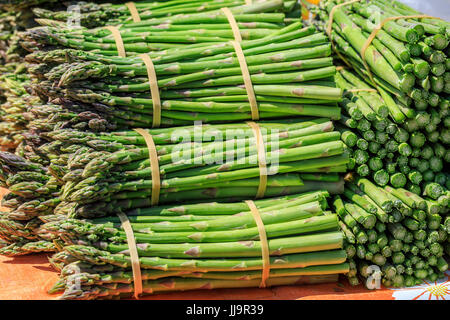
<box><xmin>335</xmin><ymin>175</ymin><xmax>448</xmax><ymax>288</ymax></box>
<box><xmin>35</xmin><ymin>190</ymin><xmax>348</xmax><ymax>299</ymax></box>
<box><xmin>24</xmin><ymin>23</ymin><xmax>342</xmax><ymax>128</ymax></box>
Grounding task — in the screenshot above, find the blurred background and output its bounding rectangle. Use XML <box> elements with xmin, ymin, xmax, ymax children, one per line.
<box><xmin>399</xmin><ymin>0</ymin><xmax>450</xmax><ymax>21</ymax></box>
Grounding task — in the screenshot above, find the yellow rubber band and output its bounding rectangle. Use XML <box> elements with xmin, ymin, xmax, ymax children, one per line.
<box><xmin>360</xmin><ymin>14</ymin><xmax>439</xmax><ymax>85</ymax></box>
<box><xmin>103</xmin><ymin>26</ymin><xmax>126</xmax><ymax>58</ymax></box>
<box><xmin>138</xmin><ymin>54</ymin><xmax>161</xmax><ymax>128</ymax></box>
<box><xmin>326</xmin><ymin>0</ymin><xmax>361</xmax><ymax>68</ymax></box>
<box><xmin>117</xmin><ymin>211</ymin><xmax>143</xmax><ymax>299</ymax></box>
<box><xmin>221</xmin><ymin>7</ymin><xmax>242</xmax><ymax>42</ymax></box>
<box><xmin>347</xmin><ymin>88</ymin><xmax>377</xmax><ymax>93</ymax></box>
<box><xmin>231</xmin><ymin>41</ymin><xmax>259</xmax><ymax>120</ymax></box>
<box><xmin>326</xmin><ymin>0</ymin><xmax>361</xmax><ymax>38</ymax></box>
<box><xmin>133</xmin><ymin>128</ymin><xmax>161</xmax><ymax>206</ymax></box>
<box><xmin>247</xmin><ymin>121</ymin><xmax>267</xmax><ymax>199</ymax></box>
<box><xmin>126</xmin><ymin>2</ymin><xmax>141</xmax><ymax>23</ymax></box>
<box><xmin>245</xmin><ymin>200</ymin><xmax>270</xmax><ymax>288</ymax></box>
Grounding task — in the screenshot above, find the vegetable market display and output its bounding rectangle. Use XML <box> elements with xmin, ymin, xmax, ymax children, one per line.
<box><xmin>1</xmin><ymin>0</ymin><xmax>297</xmax><ymax>154</ymax></box>
<box><xmin>0</xmin><ymin>0</ymin><xmax>448</xmax><ymax>300</ymax></box>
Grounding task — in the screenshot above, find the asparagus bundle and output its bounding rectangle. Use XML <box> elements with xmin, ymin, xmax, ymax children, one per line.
<box><xmin>25</xmin><ymin>0</ymin><xmax>293</xmax><ymax>54</ymax></box>
<box><xmin>22</xmin><ymin>23</ymin><xmax>342</xmax><ymax>128</ymax></box>
<box><xmin>47</xmin><ymin>119</ymin><xmax>347</xmax><ymax>217</ymax></box>
<box><xmin>335</xmin><ymin>176</ymin><xmax>449</xmax><ymax>288</ymax></box>
<box><xmin>36</xmin><ymin>191</ymin><xmax>348</xmax><ymax>299</ymax></box>
<box><xmin>16</xmin><ymin>98</ymin><xmax>123</xmax><ymax>166</ymax></box>
<box><xmin>32</xmin><ymin>0</ymin><xmax>298</xmax><ymax>29</ymax></box>
<box><xmin>313</xmin><ymin>0</ymin><xmax>449</xmax><ymax>101</ymax></box>
<box><xmin>335</xmin><ymin>67</ymin><xmax>449</xmax><ymax>195</ymax></box>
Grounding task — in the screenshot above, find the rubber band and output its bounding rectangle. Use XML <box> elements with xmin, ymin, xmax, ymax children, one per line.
<box><xmin>325</xmin><ymin>0</ymin><xmax>361</xmax><ymax>68</ymax></box>
<box><xmin>347</xmin><ymin>88</ymin><xmax>377</xmax><ymax>93</ymax></box>
<box><xmin>126</xmin><ymin>2</ymin><xmax>141</xmax><ymax>23</ymax></box>
<box><xmin>103</xmin><ymin>26</ymin><xmax>126</xmax><ymax>58</ymax></box>
<box><xmin>326</xmin><ymin>0</ymin><xmax>361</xmax><ymax>38</ymax></box>
<box><xmin>245</xmin><ymin>200</ymin><xmax>270</xmax><ymax>288</ymax></box>
<box><xmin>246</xmin><ymin>121</ymin><xmax>268</xmax><ymax>199</ymax></box>
<box><xmin>138</xmin><ymin>54</ymin><xmax>161</xmax><ymax>128</ymax></box>
<box><xmin>360</xmin><ymin>14</ymin><xmax>439</xmax><ymax>85</ymax></box>
<box><xmin>133</xmin><ymin>128</ymin><xmax>161</xmax><ymax>206</ymax></box>
<box><xmin>221</xmin><ymin>7</ymin><xmax>242</xmax><ymax>42</ymax></box>
<box><xmin>231</xmin><ymin>41</ymin><xmax>259</xmax><ymax>120</ymax></box>
<box><xmin>117</xmin><ymin>211</ymin><xmax>143</xmax><ymax>299</ymax></box>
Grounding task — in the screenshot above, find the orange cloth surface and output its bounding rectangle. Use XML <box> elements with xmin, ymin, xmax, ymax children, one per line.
<box><xmin>3</xmin><ymin>254</ymin><xmax>450</xmax><ymax>300</ymax></box>
<box><xmin>0</xmin><ymin>253</ymin><xmax>397</xmax><ymax>300</ymax></box>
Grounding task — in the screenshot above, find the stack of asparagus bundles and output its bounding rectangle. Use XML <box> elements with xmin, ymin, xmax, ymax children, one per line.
<box><xmin>0</xmin><ymin>0</ymin><xmax>54</xmax><ymax>62</ymax></box>
<box><xmin>335</xmin><ymin>67</ymin><xmax>449</xmax><ymax>194</ymax></box>
<box><xmin>0</xmin><ymin>0</ymin><xmax>60</xmax><ymax>152</ymax></box>
<box><xmin>36</xmin><ymin>191</ymin><xmax>348</xmax><ymax>299</ymax></box>
<box><xmin>0</xmin><ymin>0</ymin><xmax>297</xmax><ymax>157</ymax></box>
<box><xmin>0</xmin><ymin>118</ymin><xmax>348</xmax><ymax>256</ymax></box>
<box><xmin>335</xmin><ymin>176</ymin><xmax>449</xmax><ymax>288</ymax></box>
<box><xmin>0</xmin><ymin>0</ymin><xmax>344</xmax><ymax>256</ymax></box>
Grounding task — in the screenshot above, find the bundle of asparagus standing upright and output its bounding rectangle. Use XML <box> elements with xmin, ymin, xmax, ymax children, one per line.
<box><xmin>335</xmin><ymin>176</ymin><xmax>448</xmax><ymax>288</ymax></box>
<box><xmin>312</xmin><ymin>0</ymin><xmax>450</xmax><ymax>183</ymax></box>
<box><xmin>305</xmin><ymin>0</ymin><xmax>450</xmax><ymax>287</ymax></box>
<box><xmin>313</xmin><ymin>0</ymin><xmax>449</xmax><ymax>95</ymax></box>
<box><xmin>335</xmin><ymin>67</ymin><xmax>449</xmax><ymax>195</ymax></box>
<box><xmin>34</xmin><ymin>190</ymin><xmax>348</xmax><ymax>299</ymax></box>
